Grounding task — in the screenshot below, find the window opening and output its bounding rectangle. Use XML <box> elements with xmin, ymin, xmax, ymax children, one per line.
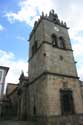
<box><xmin>60</xmin><ymin>90</ymin><xmax>75</xmax><ymax>115</ymax></box>
<box><xmin>59</xmin><ymin>37</ymin><xmax>65</xmax><ymax>49</ymax></box>
<box><xmin>32</xmin><ymin>41</ymin><xmax>38</xmax><ymax>56</ymax></box>
<box><xmin>51</xmin><ymin>34</ymin><xmax>58</xmax><ymax>47</ymax></box>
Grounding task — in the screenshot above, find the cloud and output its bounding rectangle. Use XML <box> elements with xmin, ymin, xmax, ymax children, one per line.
<box><xmin>16</xmin><ymin>36</ymin><xmax>26</xmax><ymax>41</ymax></box>
<box><xmin>0</xmin><ymin>50</ymin><xmax>28</xmax><ymax>84</ymax></box>
<box><xmin>4</xmin><ymin>0</ymin><xmax>54</xmax><ymax>26</ymax></box>
<box><xmin>0</xmin><ymin>24</ymin><xmax>5</xmax><ymax>32</ymax></box>
<box><xmin>4</xmin><ymin>0</ymin><xmax>83</xmax><ymax>29</ymax></box>
<box><xmin>71</xmin><ymin>33</ymin><xmax>83</xmax><ymax>57</ymax></box>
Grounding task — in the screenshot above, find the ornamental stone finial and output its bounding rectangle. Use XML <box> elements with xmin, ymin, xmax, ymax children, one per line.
<box><xmin>42</xmin><ymin>12</ymin><xmax>44</xmax><ymax>17</ymax></box>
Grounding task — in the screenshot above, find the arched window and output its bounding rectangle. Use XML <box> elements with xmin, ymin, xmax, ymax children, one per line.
<box><xmin>59</xmin><ymin>36</ymin><xmax>65</xmax><ymax>49</ymax></box>
<box><xmin>51</xmin><ymin>33</ymin><xmax>58</xmax><ymax>47</ymax></box>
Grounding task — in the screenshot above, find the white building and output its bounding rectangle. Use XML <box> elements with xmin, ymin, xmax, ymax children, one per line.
<box><xmin>0</xmin><ymin>66</ymin><xmax>9</xmax><ymax>100</ymax></box>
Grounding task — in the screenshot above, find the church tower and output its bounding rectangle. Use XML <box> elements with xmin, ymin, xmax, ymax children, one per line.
<box><xmin>28</xmin><ymin>10</ymin><xmax>83</xmax><ymax>119</ymax></box>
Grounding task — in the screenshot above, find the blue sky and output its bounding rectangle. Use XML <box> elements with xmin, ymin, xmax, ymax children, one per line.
<box><xmin>0</xmin><ymin>0</ymin><xmax>31</xmax><ymax>59</ymax></box>
<box><xmin>0</xmin><ymin>0</ymin><xmax>83</xmax><ymax>83</ymax></box>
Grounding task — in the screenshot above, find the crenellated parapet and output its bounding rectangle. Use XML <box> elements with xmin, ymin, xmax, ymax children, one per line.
<box><xmin>29</xmin><ymin>9</ymin><xmax>68</xmax><ymax>41</ymax></box>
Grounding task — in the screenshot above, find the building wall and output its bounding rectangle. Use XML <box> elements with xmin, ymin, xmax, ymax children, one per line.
<box><xmin>27</xmin><ymin>75</ymin><xmax>83</xmax><ymax>117</ymax></box>
<box><xmin>46</xmin><ymin>75</ymin><xmax>83</xmax><ymax>115</ymax></box>
<box><xmin>81</xmin><ymin>84</ymin><xmax>83</xmax><ymax>99</ymax></box>
<box><xmin>29</xmin><ymin>20</ymin><xmax>45</xmax><ymax>58</ymax></box>
<box><xmin>19</xmin><ymin>86</ymin><xmax>27</xmax><ymax>120</ymax></box>
<box><xmin>80</xmin><ymin>82</ymin><xmax>83</xmax><ymax>104</ymax></box>
<box><xmin>0</xmin><ymin>68</ymin><xmax>8</xmax><ymax>99</ymax></box>
<box><xmin>29</xmin><ymin>41</ymin><xmax>78</xmax><ymax>83</ymax></box>
<box><xmin>44</xmin><ymin>43</ymin><xmax>78</xmax><ymax>77</ymax></box>
<box><xmin>7</xmin><ymin>88</ymin><xmax>18</xmax><ymax>119</ymax></box>
<box><xmin>27</xmin><ymin>75</ymin><xmax>49</xmax><ymax>116</ymax></box>
<box><xmin>29</xmin><ymin>44</ymin><xmax>46</xmax><ymax>81</ymax></box>
<box><xmin>0</xmin><ymin>69</ymin><xmax>6</xmax><ymax>84</ymax></box>
<box><xmin>17</xmin><ymin>74</ymin><xmax>29</xmax><ymax>120</ymax></box>
<box><xmin>6</xmin><ymin>83</ymin><xmax>17</xmax><ymax>96</ymax></box>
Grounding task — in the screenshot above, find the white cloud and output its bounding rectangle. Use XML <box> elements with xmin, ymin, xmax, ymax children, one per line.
<box><xmin>0</xmin><ymin>50</ymin><xmax>28</xmax><ymax>84</ymax></box>
<box><xmin>5</xmin><ymin>0</ymin><xmax>54</xmax><ymax>26</ymax></box>
<box><xmin>16</xmin><ymin>36</ymin><xmax>26</xmax><ymax>41</ymax></box>
<box><xmin>70</xmin><ymin>32</ymin><xmax>83</xmax><ymax>57</ymax></box>
<box><xmin>0</xmin><ymin>24</ymin><xmax>5</xmax><ymax>32</ymax></box>
<box><xmin>4</xmin><ymin>0</ymin><xmax>83</xmax><ymax>80</ymax></box>
<box><xmin>4</xmin><ymin>0</ymin><xmax>83</xmax><ymax>30</ymax></box>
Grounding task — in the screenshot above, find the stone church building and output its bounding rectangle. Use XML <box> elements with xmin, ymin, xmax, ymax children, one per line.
<box><xmin>17</xmin><ymin>10</ymin><xmax>83</xmax><ymax>124</ymax></box>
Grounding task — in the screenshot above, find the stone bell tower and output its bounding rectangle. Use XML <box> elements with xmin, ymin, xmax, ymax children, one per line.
<box><xmin>28</xmin><ymin>10</ymin><xmax>83</xmax><ymax>120</ymax></box>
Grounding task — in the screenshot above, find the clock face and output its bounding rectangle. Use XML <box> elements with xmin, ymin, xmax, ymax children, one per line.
<box><xmin>54</xmin><ymin>26</ymin><xmax>59</xmax><ymax>32</ymax></box>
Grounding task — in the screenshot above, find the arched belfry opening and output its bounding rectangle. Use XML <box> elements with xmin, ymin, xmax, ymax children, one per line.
<box><xmin>59</xmin><ymin>36</ymin><xmax>65</xmax><ymax>49</ymax></box>
<box><xmin>51</xmin><ymin>33</ymin><xmax>58</xmax><ymax>47</ymax></box>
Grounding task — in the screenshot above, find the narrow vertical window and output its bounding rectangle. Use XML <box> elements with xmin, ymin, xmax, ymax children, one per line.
<box><xmin>32</xmin><ymin>45</ymin><xmax>35</xmax><ymax>56</ymax></box>
<box><xmin>51</xmin><ymin>34</ymin><xmax>58</xmax><ymax>47</ymax></box>
<box><xmin>34</xmin><ymin>41</ymin><xmax>38</xmax><ymax>52</ymax></box>
<box><xmin>32</xmin><ymin>41</ymin><xmax>38</xmax><ymax>56</ymax></box>
<box><xmin>60</xmin><ymin>90</ymin><xmax>75</xmax><ymax>115</ymax></box>
<box><xmin>33</xmin><ymin>105</ymin><xmax>36</xmax><ymax>115</ymax></box>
